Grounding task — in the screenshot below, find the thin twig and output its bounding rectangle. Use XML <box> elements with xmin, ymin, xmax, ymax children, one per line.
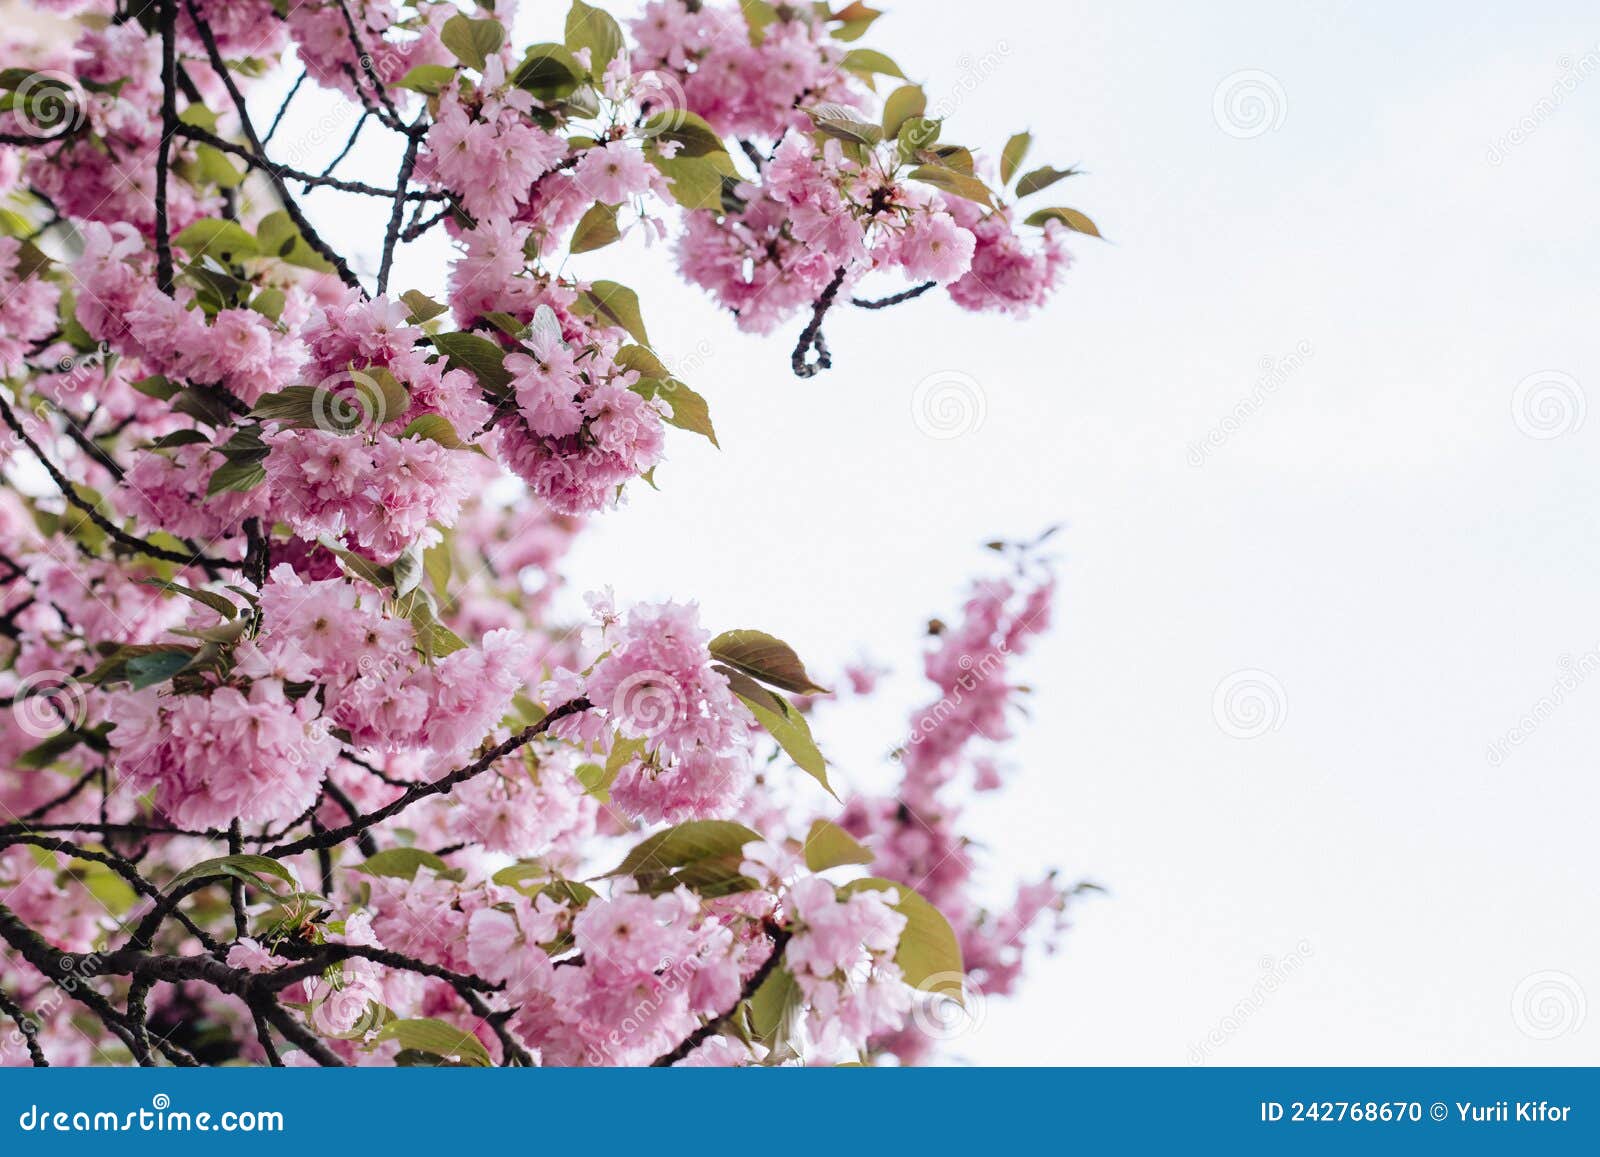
<box><xmin>264</xmin><ymin>699</ymin><xmax>591</xmax><ymax>859</ymax></box>
<box><xmin>651</xmin><ymin>923</ymin><xmax>791</xmax><ymax>1066</ymax></box>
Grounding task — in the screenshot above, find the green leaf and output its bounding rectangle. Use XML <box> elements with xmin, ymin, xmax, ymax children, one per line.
<box><xmin>177</xmin><ymin>104</ymin><xmax>219</xmax><ymax>132</ymax></box>
<box><xmin>613</xmin><ymin>344</ymin><xmax>669</xmax><ymax>378</ymax></box>
<box><xmin>70</xmin><ymin>860</ymin><xmax>137</xmax><ymax>916</ymax></box>
<box><xmin>400</xmin><ymin>290</ymin><xmax>449</xmax><ymax>324</ymax></box>
<box><xmin>648</xmin><ymin>151</ymin><xmax>737</xmax><ymax>211</ymax></box>
<box><xmin>193</xmin><ymin>144</ymin><xmax>245</xmax><ymax>189</ymax></box>
<box><xmin>841</xmin><ymin>878</ymin><xmax>964</xmax><ymax>990</ymax></box>
<box><xmin>441</xmin><ymin>14</ymin><xmax>505</xmax><ymax>72</ymax></box>
<box><xmin>374</xmin><ymin>1018</ymin><xmax>492</xmax><ymax>1067</ymax></box>
<box><xmin>803</xmin><ymin>820</ymin><xmax>873</xmax><ymax>872</ymax></box>
<box><xmin>492</xmin><ymin>864</ymin><xmax>599</xmax><ymax>907</ymax></box>
<box><xmin>423</xmin><ymin>538</ymin><xmax>452</xmax><ymax>598</ymax></box>
<box><xmin>15</xmin><ymin>727</ymin><xmax>107</xmax><ymax>772</ymax></box>
<box><xmin>169</xmin><ymin>855</ymin><xmax>297</xmax><ymax>896</ymax></box>
<box><xmin>603</xmin><ymin>820</ymin><xmax>763</xmax><ymax>898</ymax></box>
<box><xmin>1001</xmin><ymin>132</ymin><xmax>1032</xmax><ymax>186</ymax></box>
<box><xmin>355</xmin><ymin>848</ymin><xmax>464</xmax><ymax>883</ymax></box>
<box><xmin>124</xmin><ymin>648</ymin><xmax>196</xmax><ymax>690</ymax></box>
<box><xmin>1024</xmin><ymin>206</ymin><xmax>1102</xmax><ymax>238</ymax></box>
<box><xmin>895</xmin><ymin>116</ymin><xmax>942</xmax><ymax>158</ymax></box>
<box><xmin>205</xmin><ymin>457</ymin><xmax>266</xmax><ymax>497</ymax></box>
<box><xmin>907</xmin><ymin>164</ymin><xmax>993</xmax><ymax>207</ymax></box>
<box><xmin>431</xmin><ymin>331</ymin><xmax>513</xmax><ymax>395</ymax></box>
<box><xmin>830</xmin><ymin>1</ymin><xmax>883</xmax><ymax>42</ymax></box>
<box><xmin>746</xmin><ymin>963</ymin><xmax>803</xmax><ymax>1053</ymax></box>
<box><xmin>137</xmin><ymin>579</ymin><xmax>238</xmax><ymax>620</ymax></box>
<box><xmin>708</xmin><ymin>629</ymin><xmax>829</xmax><ymax>695</ymax></box>
<box><xmin>881</xmin><ymin>84</ymin><xmax>926</xmax><ymax>138</ymax></box>
<box><xmin>400</xmin><ymin>414</ymin><xmax>467</xmax><ymax>450</ymax></box>
<box><xmin>173</xmin><ymin>219</ymin><xmax>259</xmax><ymax>263</ymax></box>
<box><xmin>570</xmin><ymin>201</ymin><xmax>621</xmax><ymax>253</ymax></box>
<box><xmin>649</xmin><ymin>378</ymin><xmax>717</xmax><ymax>447</ymax></box>
<box><xmin>727</xmin><ymin>677</ymin><xmax>834</xmax><ymax>799</ymax></box>
<box><xmin>132</xmin><ymin>375</ymin><xmax>178</xmax><ymax>400</ymax></box>
<box><xmin>806</xmin><ymin>104</ymin><xmax>882</xmax><ymax>147</ymax></box>
<box><xmin>841</xmin><ymin>48</ymin><xmax>905</xmax><ymax>80</ymax></box>
<box><xmin>565</xmin><ymin>0</ymin><xmax>625</xmax><ymax>76</ymax></box>
<box><xmin>1014</xmin><ymin>164</ymin><xmax>1081</xmax><ymax>199</ymax></box>
<box><xmin>396</xmin><ymin>64</ymin><xmax>457</xmax><ymax>95</ymax></box>
<box><xmin>250</xmin><ymin>286</ymin><xmax>286</xmax><ymax>322</ymax></box>
<box><xmin>571</xmin><ymin>280</ymin><xmax>649</xmax><ymax>345</ymax></box>
<box><xmin>7</xmin><ymin>239</ymin><xmax>50</xmax><ymax>283</ymax></box>
<box><xmin>391</xmin><ymin>544</ymin><xmax>423</xmax><ymax>599</ymax></box>
<box><xmin>404</xmin><ymin>595</ymin><xmax>469</xmax><ymax>661</ymax></box>
<box><xmin>256</xmin><ymin>211</ymin><xmax>333</xmax><ymax>272</ymax></box>
<box><xmin>511</xmin><ymin>43</ymin><xmax>585</xmax><ymax>99</ymax></box>
<box><xmin>643</xmin><ymin>110</ymin><xmax>726</xmax><ymax>158</ymax></box>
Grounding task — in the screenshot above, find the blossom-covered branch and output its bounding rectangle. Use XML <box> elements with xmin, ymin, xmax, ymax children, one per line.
<box><xmin>0</xmin><ymin>0</ymin><xmax>1096</xmax><ymax>1068</ymax></box>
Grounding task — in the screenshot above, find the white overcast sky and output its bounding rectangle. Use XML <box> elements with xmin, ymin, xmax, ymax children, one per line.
<box><xmin>37</xmin><ymin>0</ymin><xmax>1600</xmax><ymax>1064</ymax></box>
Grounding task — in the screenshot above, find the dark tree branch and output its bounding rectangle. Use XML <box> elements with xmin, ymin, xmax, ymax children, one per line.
<box><xmin>154</xmin><ymin>0</ymin><xmax>178</xmax><ymax>295</ymax></box>
<box><xmin>262</xmin><ymin>70</ymin><xmax>307</xmax><ymax>146</ymax></box>
<box><xmin>316</xmin><ymin>110</ymin><xmax>370</xmax><ymax>182</ymax></box>
<box><xmin>174</xmin><ymin>124</ymin><xmax>438</xmax><ymax>201</ymax></box>
<box><xmin>0</xmin><ymin>834</ymin><xmax>220</xmax><ymax>953</ymax></box>
<box><xmin>651</xmin><ymin>923</ymin><xmax>791</xmax><ymax>1066</ymax></box>
<box><xmin>852</xmin><ymin>280</ymin><xmax>936</xmax><ymax>309</ymax></box>
<box><xmin>377</xmin><ymin>127</ymin><xmax>421</xmax><ymax>295</ymax></box>
<box><xmin>320</xmin><ymin>778</ymin><xmax>379</xmax><ymax>858</ymax></box>
<box><xmin>264</xmin><ymin>698</ymin><xmax>591</xmax><ymax>859</ymax></box>
<box><xmin>182</xmin><ymin>0</ymin><xmax>364</xmax><ymax>292</ymax></box>
<box><xmin>0</xmin><ymin>985</ymin><xmax>48</xmax><ymax>1066</ymax></box>
<box><xmin>0</xmin><ymin>367</ymin><xmax>234</xmax><ymax>572</ymax></box>
<box><xmin>791</xmin><ymin>266</ymin><xmax>848</xmax><ymax>379</ymax></box>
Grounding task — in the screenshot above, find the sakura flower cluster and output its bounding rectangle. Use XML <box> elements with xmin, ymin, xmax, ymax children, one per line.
<box><xmin>0</xmin><ymin>0</ymin><xmax>1084</xmax><ymax>1072</ymax></box>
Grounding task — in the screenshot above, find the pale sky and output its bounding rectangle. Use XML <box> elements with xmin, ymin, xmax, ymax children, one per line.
<box><xmin>131</xmin><ymin>0</ymin><xmax>1600</xmax><ymax>1064</ymax></box>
